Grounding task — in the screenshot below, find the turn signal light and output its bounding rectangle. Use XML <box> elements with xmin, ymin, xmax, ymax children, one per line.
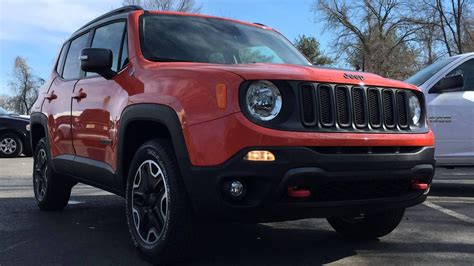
<box><xmin>244</xmin><ymin>150</ymin><xmax>275</xmax><ymax>161</ymax></box>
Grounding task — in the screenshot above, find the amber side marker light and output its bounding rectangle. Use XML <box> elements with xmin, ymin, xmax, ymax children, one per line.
<box><xmin>216</xmin><ymin>83</ymin><xmax>227</xmax><ymax>109</ymax></box>
<box><xmin>244</xmin><ymin>150</ymin><xmax>275</xmax><ymax>161</ymax></box>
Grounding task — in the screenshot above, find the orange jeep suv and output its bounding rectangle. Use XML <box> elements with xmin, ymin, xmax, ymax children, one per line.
<box><xmin>30</xmin><ymin>6</ymin><xmax>435</xmax><ymax>263</ymax></box>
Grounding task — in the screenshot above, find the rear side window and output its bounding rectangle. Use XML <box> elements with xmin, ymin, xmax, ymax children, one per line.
<box><xmin>56</xmin><ymin>42</ymin><xmax>69</xmax><ymax>75</ymax></box>
<box><xmin>91</xmin><ymin>22</ymin><xmax>126</xmax><ymax>72</ymax></box>
<box><xmin>62</xmin><ymin>33</ymin><xmax>89</xmax><ymax>80</ymax></box>
<box><xmin>447</xmin><ymin>59</ymin><xmax>474</xmax><ymax>91</ymax></box>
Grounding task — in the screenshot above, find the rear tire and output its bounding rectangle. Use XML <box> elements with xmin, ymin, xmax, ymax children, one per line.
<box><xmin>0</xmin><ymin>133</ymin><xmax>23</xmax><ymax>158</ymax></box>
<box><xmin>33</xmin><ymin>138</ymin><xmax>72</xmax><ymax>211</ymax></box>
<box><xmin>327</xmin><ymin>208</ymin><xmax>405</xmax><ymax>240</ymax></box>
<box><xmin>125</xmin><ymin>139</ymin><xmax>195</xmax><ymax>265</ymax></box>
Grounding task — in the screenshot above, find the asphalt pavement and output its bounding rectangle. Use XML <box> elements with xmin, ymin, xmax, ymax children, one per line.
<box><xmin>0</xmin><ymin>157</ymin><xmax>473</xmax><ymax>265</ymax></box>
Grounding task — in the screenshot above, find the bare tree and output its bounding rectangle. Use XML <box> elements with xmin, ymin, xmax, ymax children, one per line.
<box><xmin>315</xmin><ymin>0</ymin><xmax>421</xmax><ymax>79</ymax></box>
<box><xmin>8</xmin><ymin>57</ymin><xmax>43</xmax><ymax>115</ymax></box>
<box><xmin>413</xmin><ymin>0</ymin><xmax>473</xmax><ymax>57</ymax></box>
<box><xmin>123</xmin><ymin>0</ymin><xmax>201</xmax><ymax>13</ymax></box>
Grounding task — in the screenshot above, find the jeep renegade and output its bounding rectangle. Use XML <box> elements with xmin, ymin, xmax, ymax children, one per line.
<box><xmin>30</xmin><ymin>6</ymin><xmax>435</xmax><ymax>264</ymax></box>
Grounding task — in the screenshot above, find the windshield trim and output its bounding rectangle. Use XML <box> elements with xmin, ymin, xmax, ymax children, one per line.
<box><xmin>138</xmin><ymin>13</ymin><xmax>310</xmax><ymax>66</ymax></box>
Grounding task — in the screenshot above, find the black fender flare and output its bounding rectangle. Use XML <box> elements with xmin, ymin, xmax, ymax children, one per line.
<box><xmin>29</xmin><ymin>112</ymin><xmax>49</xmax><ymax>153</ymax></box>
<box><xmin>116</xmin><ymin>104</ymin><xmax>193</xmax><ymax>191</ymax></box>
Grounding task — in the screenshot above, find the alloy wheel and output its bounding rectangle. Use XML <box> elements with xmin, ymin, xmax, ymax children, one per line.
<box><xmin>33</xmin><ymin>149</ymin><xmax>48</xmax><ymax>201</ymax></box>
<box><xmin>0</xmin><ymin>137</ymin><xmax>17</xmax><ymax>155</ymax></box>
<box><xmin>132</xmin><ymin>160</ymin><xmax>169</xmax><ymax>245</ymax></box>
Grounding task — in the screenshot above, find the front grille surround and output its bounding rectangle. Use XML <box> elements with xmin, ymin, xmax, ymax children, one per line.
<box><xmin>299</xmin><ymin>83</ymin><xmax>422</xmax><ymax>133</ymax></box>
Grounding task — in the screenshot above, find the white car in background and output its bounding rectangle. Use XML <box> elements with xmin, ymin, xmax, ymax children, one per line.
<box><xmin>406</xmin><ymin>52</ymin><xmax>474</xmax><ymax>166</ymax></box>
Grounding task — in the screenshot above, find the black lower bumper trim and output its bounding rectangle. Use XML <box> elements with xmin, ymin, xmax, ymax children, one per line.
<box><xmin>181</xmin><ymin>146</ymin><xmax>435</xmax><ymax>222</ymax></box>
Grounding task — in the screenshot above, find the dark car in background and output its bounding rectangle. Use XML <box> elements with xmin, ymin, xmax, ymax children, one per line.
<box><xmin>0</xmin><ymin>107</ymin><xmax>32</xmax><ymax>158</ymax></box>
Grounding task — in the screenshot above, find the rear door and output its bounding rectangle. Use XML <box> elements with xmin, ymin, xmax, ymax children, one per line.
<box><xmin>427</xmin><ymin>58</ymin><xmax>474</xmax><ymax>165</ymax></box>
<box><xmin>42</xmin><ymin>33</ymin><xmax>90</xmax><ymax>172</ymax></box>
<box><xmin>71</xmin><ymin>21</ymin><xmax>129</xmax><ymax>186</ymax></box>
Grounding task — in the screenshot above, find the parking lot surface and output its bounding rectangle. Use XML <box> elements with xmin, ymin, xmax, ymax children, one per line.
<box><xmin>1</xmin><ymin>157</ymin><xmax>473</xmax><ymax>265</ymax></box>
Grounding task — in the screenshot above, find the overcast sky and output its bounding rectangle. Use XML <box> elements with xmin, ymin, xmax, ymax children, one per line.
<box><xmin>0</xmin><ymin>0</ymin><xmax>328</xmax><ymax>95</ymax></box>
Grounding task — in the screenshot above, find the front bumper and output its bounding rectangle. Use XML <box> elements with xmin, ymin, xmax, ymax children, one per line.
<box><xmin>183</xmin><ymin>146</ymin><xmax>435</xmax><ymax>222</ymax></box>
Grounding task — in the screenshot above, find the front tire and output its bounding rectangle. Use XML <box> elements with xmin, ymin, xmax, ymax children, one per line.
<box><xmin>33</xmin><ymin>138</ymin><xmax>72</xmax><ymax>211</ymax></box>
<box><xmin>125</xmin><ymin>139</ymin><xmax>195</xmax><ymax>264</ymax></box>
<box><xmin>327</xmin><ymin>208</ymin><xmax>405</xmax><ymax>240</ymax></box>
<box><xmin>0</xmin><ymin>133</ymin><xmax>23</xmax><ymax>158</ymax></box>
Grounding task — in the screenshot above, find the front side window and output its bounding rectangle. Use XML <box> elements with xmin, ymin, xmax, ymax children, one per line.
<box><xmin>62</xmin><ymin>33</ymin><xmax>89</xmax><ymax>80</ymax></box>
<box><xmin>90</xmin><ymin>22</ymin><xmax>126</xmax><ymax>73</ymax></box>
<box><xmin>446</xmin><ymin>59</ymin><xmax>474</xmax><ymax>91</ymax></box>
<box><xmin>140</xmin><ymin>15</ymin><xmax>309</xmax><ymax>65</ymax></box>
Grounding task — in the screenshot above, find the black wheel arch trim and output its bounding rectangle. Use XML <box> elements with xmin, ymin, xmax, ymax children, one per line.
<box><xmin>117</xmin><ymin>104</ymin><xmax>193</xmax><ymax>193</ymax></box>
<box><xmin>29</xmin><ymin>112</ymin><xmax>51</xmax><ymax>158</ymax></box>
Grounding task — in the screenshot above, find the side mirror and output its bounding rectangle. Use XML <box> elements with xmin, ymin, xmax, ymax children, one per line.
<box><xmin>80</xmin><ymin>48</ymin><xmax>116</xmax><ymax>79</ymax></box>
<box><xmin>429</xmin><ymin>74</ymin><xmax>464</xmax><ymax>94</ymax></box>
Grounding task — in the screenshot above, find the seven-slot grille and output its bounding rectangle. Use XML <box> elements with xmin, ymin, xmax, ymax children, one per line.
<box><xmin>300</xmin><ymin>84</ymin><xmax>410</xmax><ymax>132</ymax></box>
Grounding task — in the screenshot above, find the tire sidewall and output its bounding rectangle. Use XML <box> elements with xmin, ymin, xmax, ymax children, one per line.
<box><xmin>0</xmin><ymin>133</ymin><xmax>23</xmax><ymax>158</ymax></box>
<box><xmin>125</xmin><ymin>142</ymin><xmax>173</xmax><ymax>256</ymax></box>
<box><xmin>33</xmin><ymin>139</ymin><xmax>53</xmax><ymax>205</ymax></box>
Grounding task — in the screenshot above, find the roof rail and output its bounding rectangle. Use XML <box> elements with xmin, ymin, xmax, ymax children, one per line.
<box><xmin>253</xmin><ymin>23</ymin><xmax>267</xmax><ymax>27</ymax></box>
<box><xmin>75</xmin><ymin>5</ymin><xmax>143</xmax><ymax>34</ymax></box>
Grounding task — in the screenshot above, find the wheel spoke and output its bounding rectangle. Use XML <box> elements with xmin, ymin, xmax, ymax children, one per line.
<box><xmin>131</xmin><ymin>159</ymin><xmax>169</xmax><ymax>245</ymax></box>
<box><xmin>149</xmin><ymin>209</ymin><xmax>164</xmax><ymax>232</ymax></box>
<box><xmin>133</xmin><ymin>191</ymin><xmax>146</xmax><ymax>206</ymax></box>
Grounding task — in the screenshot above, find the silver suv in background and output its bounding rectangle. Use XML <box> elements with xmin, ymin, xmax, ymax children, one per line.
<box><xmin>406</xmin><ymin>52</ymin><xmax>474</xmax><ymax>166</ymax></box>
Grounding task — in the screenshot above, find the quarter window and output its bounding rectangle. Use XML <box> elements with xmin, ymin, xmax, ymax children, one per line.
<box><xmin>62</xmin><ymin>33</ymin><xmax>89</xmax><ymax>80</ymax></box>
<box><xmin>120</xmin><ymin>31</ymin><xmax>129</xmax><ymax>69</ymax></box>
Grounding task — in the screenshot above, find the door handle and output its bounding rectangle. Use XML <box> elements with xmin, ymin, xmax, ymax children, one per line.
<box><xmin>72</xmin><ymin>89</ymin><xmax>87</xmax><ymax>100</ymax></box>
<box><xmin>44</xmin><ymin>91</ymin><xmax>57</xmax><ymax>101</ymax></box>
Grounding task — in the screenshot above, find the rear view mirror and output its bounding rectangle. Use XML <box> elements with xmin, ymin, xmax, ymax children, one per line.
<box><xmin>429</xmin><ymin>74</ymin><xmax>464</xmax><ymax>94</ymax></box>
<box><xmin>80</xmin><ymin>48</ymin><xmax>116</xmax><ymax>79</ymax></box>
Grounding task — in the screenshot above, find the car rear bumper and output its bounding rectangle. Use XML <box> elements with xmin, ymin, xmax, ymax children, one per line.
<box><xmin>182</xmin><ymin>146</ymin><xmax>435</xmax><ymax>222</ymax></box>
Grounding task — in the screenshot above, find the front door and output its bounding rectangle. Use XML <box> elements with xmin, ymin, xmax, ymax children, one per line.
<box><xmin>426</xmin><ymin>58</ymin><xmax>474</xmax><ymax>165</ymax></box>
<box><xmin>71</xmin><ymin>21</ymin><xmax>129</xmax><ymax>182</ymax></box>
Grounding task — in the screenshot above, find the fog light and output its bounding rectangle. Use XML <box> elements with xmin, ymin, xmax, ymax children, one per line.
<box><xmin>230</xmin><ymin>181</ymin><xmax>244</xmax><ymax>198</ymax></box>
<box><xmin>244</xmin><ymin>150</ymin><xmax>275</xmax><ymax>161</ymax></box>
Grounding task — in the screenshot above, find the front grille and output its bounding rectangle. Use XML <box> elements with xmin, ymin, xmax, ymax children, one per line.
<box><xmin>300</xmin><ymin>83</ymin><xmax>413</xmax><ymax>132</ymax></box>
<box><xmin>335</xmin><ymin>86</ymin><xmax>350</xmax><ymax>127</ymax></box>
<box><xmin>318</xmin><ymin>85</ymin><xmax>333</xmax><ymax>126</ymax></box>
<box><xmin>383</xmin><ymin>90</ymin><xmax>395</xmax><ymax>128</ymax></box>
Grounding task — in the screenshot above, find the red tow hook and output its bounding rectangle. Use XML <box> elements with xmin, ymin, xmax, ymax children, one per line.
<box><xmin>287</xmin><ymin>186</ymin><xmax>311</xmax><ymax>198</ymax></box>
<box><xmin>411</xmin><ymin>180</ymin><xmax>429</xmax><ymax>190</ymax></box>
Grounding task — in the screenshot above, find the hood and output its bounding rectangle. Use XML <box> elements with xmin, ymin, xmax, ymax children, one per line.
<box><xmin>200</xmin><ymin>63</ymin><xmax>418</xmax><ymax>91</ymax></box>
<box><xmin>6</xmin><ymin>114</ymin><xmax>30</xmax><ymax>122</ymax></box>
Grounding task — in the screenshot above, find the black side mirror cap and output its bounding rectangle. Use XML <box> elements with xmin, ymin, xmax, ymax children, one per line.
<box><xmin>80</xmin><ymin>48</ymin><xmax>116</xmax><ymax>79</ymax></box>
<box><xmin>429</xmin><ymin>74</ymin><xmax>464</xmax><ymax>94</ymax></box>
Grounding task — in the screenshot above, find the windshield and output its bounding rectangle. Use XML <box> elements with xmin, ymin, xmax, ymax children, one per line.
<box><xmin>140</xmin><ymin>14</ymin><xmax>310</xmax><ymax>65</ymax></box>
<box><xmin>405</xmin><ymin>57</ymin><xmax>457</xmax><ymax>86</ymax></box>
<box><xmin>0</xmin><ymin>107</ymin><xmax>9</xmax><ymax>116</ymax></box>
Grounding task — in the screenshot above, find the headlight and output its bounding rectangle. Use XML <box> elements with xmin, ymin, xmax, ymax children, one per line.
<box><xmin>408</xmin><ymin>91</ymin><xmax>421</xmax><ymax>125</ymax></box>
<box><xmin>246</xmin><ymin>80</ymin><xmax>282</xmax><ymax>121</ymax></box>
